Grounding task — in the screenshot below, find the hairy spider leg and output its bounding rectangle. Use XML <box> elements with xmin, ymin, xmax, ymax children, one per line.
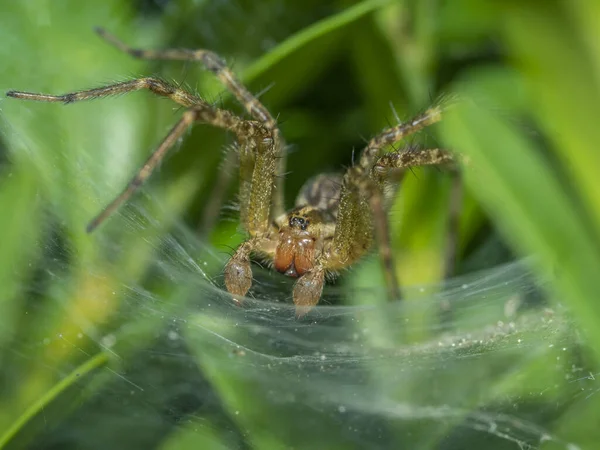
<box><xmin>8</xmin><ymin>77</ymin><xmax>201</xmax><ymax>107</ymax></box>
<box><xmin>375</xmin><ymin>148</ymin><xmax>462</xmax><ymax>279</ymax></box>
<box><xmin>358</xmin><ymin>106</ymin><xmax>443</xmax><ymax>169</ymax></box>
<box><xmin>7</xmin><ymin>29</ymin><xmax>461</xmax><ymax>316</ymax></box>
<box><xmin>292</xmin><ymin>106</ymin><xmax>452</xmax><ymax>314</ymax></box>
<box><xmin>373</xmin><ymin>145</ymin><xmax>456</xmax><ymax>287</ymax></box>
<box><xmin>93</xmin><ymin>29</ymin><xmax>302</xmax><ymax>301</ymax></box>
<box><xmin>84</xmin><ymin>108</ymin><xmax>260</xmax><ymax>232</ymax></box>
<box><xmin>7</xmin><ymin>78</ymin><xmax>261</xmax><ymax>232</ymax></box>
<box><xmin>6</xmin><ymin>29</ymin><xmax>293</xmax><ymax>305</ymax></box>
<box><xmin>95</xmin><ymin>27</ymin><xmax>286</xmax><ymax>222</ymax></box>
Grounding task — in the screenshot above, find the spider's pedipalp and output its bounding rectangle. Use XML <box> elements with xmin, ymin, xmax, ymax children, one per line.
<box><xmin>293</xmin><ymin>266</ymin><xmax>325</xmax><ymax>318</ymax></box>
<box><xmin>224</xmin><ymin>240</ymin><xmax>255</xmax><ymax>302</ymax></box>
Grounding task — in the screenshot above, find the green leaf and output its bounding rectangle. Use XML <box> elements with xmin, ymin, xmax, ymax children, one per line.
<box><xmin>0</xmin><ymin>352</ymin><xmax>108</xmax><ymax>449</ymax></box>
<box><xmin>440</xmin><ymin>85</ymin><xmax>600</xmax><ymax>360</ymax></box>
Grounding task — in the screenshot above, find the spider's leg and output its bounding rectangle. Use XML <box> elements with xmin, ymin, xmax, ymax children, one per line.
<box><xmin>372</xmin><ymin>146</ymin><xmax>457</xmax><ymax>277</ymax></box>
<box><xmin>314</xmin><ymin>107</ymin><xmax>447</xmax><ymax>302</ymax></box>
<box><xmin>7</xmin><ymin>78</ymin><xmax>203</xmax><ymax>108</ymax></box>
<box><xmin>291</xmin><ymin>110</ymin><xmax>455</xmax><ymax>312</ymax></box>
<box><xmin>326</xmin><ymin>144</ymin><xmax>456</xmax><ymax>306</ymax></box>
<box><xmin>87</xmin><ymin>105</ymin><xmax>250</xmax><ymax>232</ymax></box>
<box><xmin>95</xmin><ymin>28</ymin><xmax>275</xmax><ymax>126</ymax></box>
<box><xmin>290</xmin><ymin>173</ymin><xmax>400</xmax><ymax>317</ymax></box>
<box><xmin>95</xmin><ymin>28</ymin><xmax>286</xmax><ymax>219</ymax></box>
<box><xmin>7</xmin><ymin>74</ymin><xmax>276</xmax><ymax>234</ymax></box>
<box><xmin>364</xmin><ymin>179</ymin><xmax>401</xmax><ymax>301</ymax></box>
<box><xmin>372</xmin><ymin>147</ymin><xmax>454</xmax><ymax>176</ymax></box>
<box><xmin>371</xmin><ymin>146</ymin><xmax>456</xmax><ymax>296</ymax></box>
<box><xmin>359</xmin><ymin>106</ymin><xmax>443</xmax><ymax>170</ymax></box>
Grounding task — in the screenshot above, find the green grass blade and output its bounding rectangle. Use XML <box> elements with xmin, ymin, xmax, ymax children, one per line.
<box><xmin>243</xmin><ymin>0</ymin><xmax>394</xmax><ymax>83</ymax></box>
<box><xmin>0</xmin><ymin>352</ymin><xmax>109</xmax><ymax>449</ymax></box>
<box><xmin>440</xmin><ymin>90</ymin><xmax>600</xmax><ymax>359</ymax></box>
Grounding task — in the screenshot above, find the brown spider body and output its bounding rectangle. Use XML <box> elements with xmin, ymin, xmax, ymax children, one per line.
<box><xmin>7</xmin><ymin>29</ymin><xmax>457</xmax><ymax>317</ymax></box>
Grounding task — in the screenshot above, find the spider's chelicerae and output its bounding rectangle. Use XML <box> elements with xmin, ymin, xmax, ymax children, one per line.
<box><xmin>7</xmin><ymin>29</ymin><xmax>457</xmax><ymax>316</ymax></box>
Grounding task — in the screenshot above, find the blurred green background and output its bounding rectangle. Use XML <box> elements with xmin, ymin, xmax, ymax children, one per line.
<box><xmin>0</xmin><ymin>0</ymin><xmax>599</xmax><ymax>449</ymax></box>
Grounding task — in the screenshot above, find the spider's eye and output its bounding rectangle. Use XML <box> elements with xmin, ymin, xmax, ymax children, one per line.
<box><xmin>289</xmin><ymin>216</ymin><xmax>308</xmax><ymax>230</ymax></box>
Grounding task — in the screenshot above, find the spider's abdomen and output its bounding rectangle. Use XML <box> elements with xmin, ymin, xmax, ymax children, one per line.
<box><xmin>295</xmin><ymin>173</ymin><xmax>342</xmax><ymax>223</ymax></box>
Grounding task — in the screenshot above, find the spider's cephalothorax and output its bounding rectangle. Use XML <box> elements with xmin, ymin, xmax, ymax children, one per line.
<box><xmin>6</xmin><ymin>29</ymin><xmax>456</xmax><ymax>317</ymax></box>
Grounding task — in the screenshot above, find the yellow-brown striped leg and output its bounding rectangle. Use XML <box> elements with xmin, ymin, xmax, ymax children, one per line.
<box><xmin>359</xmin><ymin>106</ymin><xmax>443</xmax><ymax>170</ymax></box>
<box><xmin>294</xmin><ymin>178</ymin><xmax>401</xmax><ymax>314</ymax></box>
<box><xmin>95</xmin><ymin>28</ymin><xmax>275</xmax><ymax>127</ymax></box>
<box><xmin>326</xmin><ymin>147</ymin><xmax>456</xmax><ymax>303</ymax></box>
<box><xmin>323</xmin><ymin>109</ymin><xmax>446</xmax><ymax>301</ymax></box>
<box><xmin>326</xmin><ymin>169</ymin><xmax>375</xmax><ymax>274</ymax></box>
<box><xmin>364</xmin><ymin>180</ymin><xmax>400</xmax><ymax>301</ymax></box>
<box><xmin>372</xmin><ymin>147</ymin><xmax>454</xmax><ymax>176</ymax></box>
<box><xmin>329</xmin><ymin>171</ymin><xmax>400</xmax><ymax>303</ymax></box>
<box><xmin>6</xmin><ymin>76</ymin><xmax>277</xmax><ymax>233</ymax></box>
<box><xmin>87</xmin><ymin>106</ymin><xmax>249</xmax><ymax>232</ymax></box>
<box><xmin>95</xmin><ymin>27</ymin><xmax>287</xmax><ymax>221</ymax></box>
<box><xmin>371</xmin><ymin>147</ymin><xmax>456</xmax><ymax>297</ymax></box>
<box><xmin>7</xmin><ymin>77</ymin><xmax>202</xmax><ymax>108</ymax></box>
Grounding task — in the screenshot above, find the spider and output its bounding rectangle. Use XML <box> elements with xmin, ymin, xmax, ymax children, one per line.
<box><xmin>7</xmin><ymin>28</ymin><xmax>456</xmax><ymax>317</ymax></box>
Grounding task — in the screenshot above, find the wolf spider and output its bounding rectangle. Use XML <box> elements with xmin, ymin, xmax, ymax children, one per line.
<box><xmin>7</xmin><ymin>28</ymin><xmax>456</xmax><ymax>316</ymax></box>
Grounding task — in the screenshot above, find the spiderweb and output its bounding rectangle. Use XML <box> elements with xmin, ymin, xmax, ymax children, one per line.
<box><xmin>17</xmin><ymin>208</ymin><xmax>580</xmax><ymax>450</ymax></box>
<box><xmin>0</xmin><ymin>4</ymin><xmax>589</xmax><ymax>446</ymax></box>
